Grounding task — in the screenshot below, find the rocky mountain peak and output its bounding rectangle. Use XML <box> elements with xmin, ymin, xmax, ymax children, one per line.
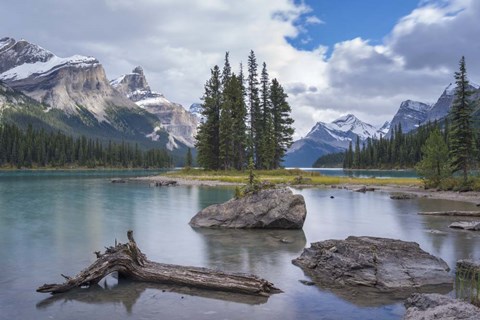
<box><xmin>132</xmin><ymin>66</ymin><xmax>144</xmax><ymax>75</ymax></box>
<box><xmin>110</xmin><ymin>66</ymin><xmax>151</xmax><ymax>101</ymax></box>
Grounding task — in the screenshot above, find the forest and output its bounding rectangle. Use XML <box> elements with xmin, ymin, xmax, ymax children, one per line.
<box><xmin>0</xmin><ymin>123</ymin><xmax>173</xmax><ymax>168</ymax></box>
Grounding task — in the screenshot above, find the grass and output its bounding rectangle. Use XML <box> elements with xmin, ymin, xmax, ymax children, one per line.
<box><xmin>456</xmin><ymin>263</ymin><xmax>480</xmax><ymax>307</ymax></box>
<box><xmin>167</xmin><ymin>168</ymin><xmax>421</xmax><ymax>186</ymax></box>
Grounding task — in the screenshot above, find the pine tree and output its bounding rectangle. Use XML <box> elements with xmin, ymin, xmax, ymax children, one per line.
<box><xmin>195</xmin><ymin>65</ymin><xmax>222</xmax><ymax>170</ymax></box>
<box><xmin>227</xmin><ymin>74</ymin><xmax>247</xmax><ymax>170</ymax></box>
<box><xmin>416</xmin><ymin>128</ymin><xmax>451</xmax><ymax>188</ymax></box>
<box><xmin>247</xmin><ymin>50</ymin><xmax>261</xmax><ymax>167</ymax></box>
<box><xmin>259</xmin><ymin>62</ymin><xmax>274</xmax><ymax>169</ymax></box>
<box><xmin>185</xmin><ymin>148</ymin><xmax>192</xmax><ymax>169</ymax></box>
<box><xmin>449</xmin><ymin>56</ymin><xmax>476</xmax><ymax>183</ymax></box>
<box><xmin>269</xmin><ymin>79</ymin><xmax>294</xmax><ymax>168</ymax></box>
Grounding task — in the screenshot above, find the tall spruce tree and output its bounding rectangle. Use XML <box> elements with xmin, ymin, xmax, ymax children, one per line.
<box><xmin>259</xmin><ymin>62</ymin><xmax>274</xmax><ymax>169</ymax></box>
<box><xmin>247</xmin><ymin>50</ymin><xmax>261</xmax><ymax>167</ymax></box>
<box><xmin>195</xmin><ymin>65</ymin><xmax>222</xmax><ymax>170</ymax></box>
<box><xmin>229</xmin><ymin>74</ymin><xmax>248</xmax><ymax>170</ymax></box>
<box><xmin>449</xmin><ymin>56</ymin><xmax>476</xmax><ymax>183</ymax></box>
<box><xmin>270</xmin><ymin>78</ymin><xmax>294</xmax><ymax>168</ymax></box>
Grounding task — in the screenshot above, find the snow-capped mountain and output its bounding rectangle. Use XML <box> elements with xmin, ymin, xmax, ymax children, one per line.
<box><xmin>0</xmin><ymin>37</ymin><xmax>192</xmax><ymax>162</ymax></box>
<box><xmin>284</xmin><ymin>114</ymin><xmax>386</xmax><ymax>167</ymax></box>
<box><xmin>0</xmin><ymin>37</ymin><xmax>138</xmax><ymax>123</ymax></box>
<box><xmin>386</xmin><ymin>100</ymin><xmax>432</xmax><ymax>136</ymax></box>
<box><xmin>111</xmin><ymin>67</ymin><xmax>198</xmax><ymax>149</ymax></box>
<box><xmin>387</xmin><ymin>83</ymin><xmax>480</xmax><ymax>136</ymax></box>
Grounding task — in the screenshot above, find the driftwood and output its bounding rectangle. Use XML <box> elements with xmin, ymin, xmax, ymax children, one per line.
<box><xmin>418</xmin><ymin>211</ymin><xmax>480</xmax><ymax>217</ymax></box>
<box><xmin>37</xmin><ymin>231</ymin><xmax>280</xmax><ymax>297</ymax></box>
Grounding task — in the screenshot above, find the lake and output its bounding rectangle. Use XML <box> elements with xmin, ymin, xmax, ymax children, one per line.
<box><xmin>0</xmin><ymin>171</ymin><xmax>479</xmax><ymax>320</ymax></box>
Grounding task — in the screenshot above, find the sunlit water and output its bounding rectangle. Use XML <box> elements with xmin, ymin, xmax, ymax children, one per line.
<box><xmin>0</xmin><ymin>171</ymin><xmax>479</xmax><ymax>320</ymax></box>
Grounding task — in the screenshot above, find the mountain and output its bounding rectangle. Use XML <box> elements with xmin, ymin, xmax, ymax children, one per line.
<box><xmin>0</xmin><ymin>37</ymin><xmax>190</xmax><ymax>161</ymax></box>
<box><xmin>110</xmin><ymin>66</ymin><xmax>198</xmax><ymax>150</ymax></box>
<box><xmin>189</xmin><ymin>103</ymin><xmax>204</xmax><ymax>123</ymax></box>
<box><xmin>387</xmin><ymin>83</ymin><xmax>480</xmax><ymax>136</ymax></box>
<box><xmin>386</xmin><ymin>100</ymin><xmax>432</xmax><ymax>136</ymax></box>
<box><xmin>284</xmin><ymin>114</ymin><xmax>386</xmax><ymax>167</ymax></box>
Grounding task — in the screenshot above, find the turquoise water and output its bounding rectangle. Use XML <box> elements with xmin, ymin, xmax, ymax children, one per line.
<box><xmin>0</xmin><ymin>171</ymin><xmax>479</xmax><ymax>319</ymax></box>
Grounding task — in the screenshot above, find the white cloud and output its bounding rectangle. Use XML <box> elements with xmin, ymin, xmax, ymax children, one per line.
<box><xmin>0</xmin><ymin>0</ymin><xmax>479</xmax><ymax>140</ymax></box>
<box><xmin>305</xmin><ymin>15</ymin><xmax>325</xmax><ymax>25</ymax></box>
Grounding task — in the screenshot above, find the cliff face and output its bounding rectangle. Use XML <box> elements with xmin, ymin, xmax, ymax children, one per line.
<box><xmin>111</xmin><ymin>66</ymin><xmax>198</xmax><ymax>148</ymax></box>
<box><xmin>0</xmin><ymin>37</ymin><xmax>139</xmax><ymax>124</ymax></box>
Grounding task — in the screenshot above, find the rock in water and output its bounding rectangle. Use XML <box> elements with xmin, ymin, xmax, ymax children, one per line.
<box><xmin>189</xmin><ymin>188</ymin><xmax>306</xmax><ymax>229</ymax></box>
<box><xmin>292</xmin><ymin>236</ymin><xmax>452</xmax><ymax>291</ymax></box>
<box><xmin>449</xmin><ymin>221</ymin><xmax>480</xmax><ymax>231</ymax></box>
<box><xmin>404</xmin><ymin>293</ymin><xmax>480</xmax><ymax>320</ymax></box>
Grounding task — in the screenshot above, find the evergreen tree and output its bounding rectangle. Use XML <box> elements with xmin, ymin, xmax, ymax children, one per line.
<box><xmin>259</xmin><ymin>62</ymin><xmax>274</xmax><ymax>169</ymax></box>
<box><xmin>247</xmin><ymin>50</ymin><xmax>261</xmax><ymax>166</ymax></box>
<box><xmin>449</xmin><ymin>56</ymin><xmax>476</xmax><ymax>183</ymax></box>
<box><xmin>185</xmin><ymin>148</ymin><xmax>193</xmax><ymax>169</ymax></box>
<box><xmin>227</xmin><ymin>74</ymin><xmax>248</xmax><ymax>170</ymax></box>
<box><xmin>195</xmin><ymin>65</ymin><xmax>222</xmax><ymax>170</ymax></box>
<box><xmin>416</xmin><ymin>128</ymin><xmax>451</xmax><ymax>188</ymax></box>
<box><xmin>269</xmin><ymin>79</ymin><xmax>294</xmax><ymax>168</ymax></box>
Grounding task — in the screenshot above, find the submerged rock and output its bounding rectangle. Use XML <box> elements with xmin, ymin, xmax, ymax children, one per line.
<box><xmin>449</xmin><ymin>221</ymin><xmax>480</xmax><ymax>231</ymax></box>
<box><xmin>404</xmin><ymin>293</ymin><xmax>480</xmax><ymax>320</ymax></box>
<box><xmin>292</xmin><ymin>236</ymin><xmax>452</xmax><ymax>291</ymax></box>
<box><xmin>189</xmin><ymin>188</ymin><xmax>306</xmax><ymax>229</ymax></box>
<box><xmin>390</xmin><ymin>192</ymin><xmax>417</xmax><ymax>200</ymax></box>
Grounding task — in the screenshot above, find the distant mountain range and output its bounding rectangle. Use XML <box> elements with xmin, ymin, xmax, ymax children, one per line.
<box><xmin>0</xmin><ymin>37</ymin><xmax>198</xmax><ymax>162</ymax></box>
<box><xmin>284</xmin><ymin>114</ymin><xmax>390</xmax><ymax>167</ymax></box>
<box><xmin>285</xmin><ymin>82</ymin><xmax>480</xmax><ymax>167</ymax></box>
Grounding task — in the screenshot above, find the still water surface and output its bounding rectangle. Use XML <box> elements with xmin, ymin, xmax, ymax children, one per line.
<box><xmin>0</xmin><ymin>171</ymin><xmax>479</xmax><ymax>320</ymax></box>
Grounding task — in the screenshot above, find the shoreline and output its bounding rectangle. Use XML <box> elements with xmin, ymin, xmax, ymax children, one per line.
<box><xmin>130</xmin><ymin>174</ymin><xmax>480</xmax><ymax>205</ymax></box>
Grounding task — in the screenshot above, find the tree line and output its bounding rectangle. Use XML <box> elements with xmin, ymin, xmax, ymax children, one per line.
<box><xmin>0</xmin><ymin>123</ymin><xmax>173</xmax><ymax>168</ymax></box>
<box><xmin>195</xmin><ymin>51</ymin><xmax>294</xmax><ymax>170</ymax></box>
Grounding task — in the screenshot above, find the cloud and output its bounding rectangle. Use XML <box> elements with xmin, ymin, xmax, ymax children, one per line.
<box><xmin>305</xmin><ymin>15</ymin><xmax>325</xmax><ymax>25</ymax></box>
<box><xmin>0</xmin><ymin>0</ymin><xmax>479</xmax><ymax>139</ymax></box>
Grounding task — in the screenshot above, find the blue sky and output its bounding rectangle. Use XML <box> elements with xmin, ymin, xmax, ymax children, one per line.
<box><xmin>289</xmin><ymin>0</ymin><xmax>421</xmax><ymax>53</ymax></box>
<box><xmin>1</xmin><ymin>0</ymin><xmax>479</xmax><ymax>137</ymax></box>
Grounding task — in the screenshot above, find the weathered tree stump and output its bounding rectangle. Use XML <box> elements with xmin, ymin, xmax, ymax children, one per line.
<box><xmin>37</xmin><ymin>231</ymin><xmax>280</xmax><ymax>297</ymax></box>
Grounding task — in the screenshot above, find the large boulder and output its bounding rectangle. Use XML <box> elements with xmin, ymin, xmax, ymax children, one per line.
<box><xmin>404</xmin><ymin>293</ymin><xmax>480</xmax><ymax>320</ymax></box>
<box><xmin>189</xmin><ymin>188</ymin><xmax>306</xmax><ymax>229</ymax></box>
<box><xmin>292</xmin><ymin>236</ymin><xmax>452</xmax><ymax>291</ymax></box>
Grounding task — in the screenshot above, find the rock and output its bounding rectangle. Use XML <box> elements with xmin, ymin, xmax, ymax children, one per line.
<box><xmin>292</xmin><ymin>236</ymin><xmax>452</xmax><ymax>291</ymax></box>
<box><xmin>404</xmin><ymin>293</ymin><xmax>480</xmax><ymax>320</ymax></box>
<box><xmin>449</xmin><ymin>221</ymin><xmax>480</xmax><ymax>231</ymax></box>
<box><xmin>189</xmin><ymin>188</ymin><xmax>307</xmax><ymax>229</ymax></box>
<box><xmin>299</xmin><ymin>280</ymin><xmax>315</xmax><ymax>286</ymax></box>
<box><xmin>111</xmin><ymin>179</ymin><xmax>126</xmax><ymax>183</ymax></box>
<box><xmin>330</xmin><ymin>196</ymin><xmax>334</xmax><ymax>199</ymax></box>
<box><xmin>354</xmin><ymin>186</ymin><xmax>375</xmax><ymax>193</ymax></box>
<box><xmin>390</xmin><ymin>192</ymin><xmax>417</xmax><ymax>200</ymax></box>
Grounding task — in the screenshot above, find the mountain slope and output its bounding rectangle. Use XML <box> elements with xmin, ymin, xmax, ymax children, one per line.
<box><xmin>111</xmin><ymin>67</ymin><xmax>198</xmax><ymax>150</ymax></box>
<box><xmin>284</xmin><ymin>114</ymin><xmax>385</xmax><ymax>167</ymax></box>
<box><xmin>386</xmin><ymin>100</ymin><xmax>432</xmax><ymax>136</ymax></box>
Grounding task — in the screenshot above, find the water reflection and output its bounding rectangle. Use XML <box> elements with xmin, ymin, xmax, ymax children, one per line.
<box><xmin>36</xmin><ymin>278</ymin><xmax>269</xmax><ymax>312</ymax></box>
<box><xmin>193</xmin><ymin>228</ymin><xmax>306</xmax><ymax>271</ymax></box>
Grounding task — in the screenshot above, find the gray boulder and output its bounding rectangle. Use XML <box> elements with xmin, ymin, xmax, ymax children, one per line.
<box><xmin>404</xmin><ymin>293</ymin><xmax>480</xmax><ymax>320</ymax></box>
<box><xmin>189</xmin><ymin>188</ymin><xmax>306</xmax><ymax>229</ymax></box>
<box><xmin>449</xmin><ymin>221</ymin><xmax>480</xmax><ymax>231</ymax></box>
<box><xmin>292</xmin><ymin>236</ymin><xmax>452</xmax><ymax>291</ymax></box>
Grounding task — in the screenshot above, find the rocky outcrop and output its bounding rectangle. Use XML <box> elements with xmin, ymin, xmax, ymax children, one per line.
<box><xmin>404</xmin><ymin>293</ymin><xmax>480</xmax><ymax>320</ymax></box>
<box><xmin>111</xmin><ymin>67</ymin><xmax>198</xmax><ymax>148</ymax></box>
<box><xmin>292</xmin><ymin>236</ymin><xmax>452</xmax><ymax>291</ymax></box>
<box><xmin>189</xmin><ymin>188</ymin><xmax>307</xmax><ymax>229</ymax></box>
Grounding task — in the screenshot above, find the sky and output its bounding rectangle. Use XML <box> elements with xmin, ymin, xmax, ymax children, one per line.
<box><xmin>1</xmin><ymin>0</ymin><xmax>480</xmax><ymax>139</ymax></box>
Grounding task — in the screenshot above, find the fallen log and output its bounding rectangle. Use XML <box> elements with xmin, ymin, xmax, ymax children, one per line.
<box><xmin>37</xmin><ymin>231</ymin><xmax>280</xmax><ymax>297</ymax></box>
<box><xmin>418</xmin><ymin>211</ymin><xmax>480</xmax><ymax>217</ymax></box>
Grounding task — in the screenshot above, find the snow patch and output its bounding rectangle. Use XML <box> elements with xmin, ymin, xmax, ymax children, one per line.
<box><xmin>0</xmin><ymin>55</ymin><xmax>98</xmax><ymax>81</ymax></box>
